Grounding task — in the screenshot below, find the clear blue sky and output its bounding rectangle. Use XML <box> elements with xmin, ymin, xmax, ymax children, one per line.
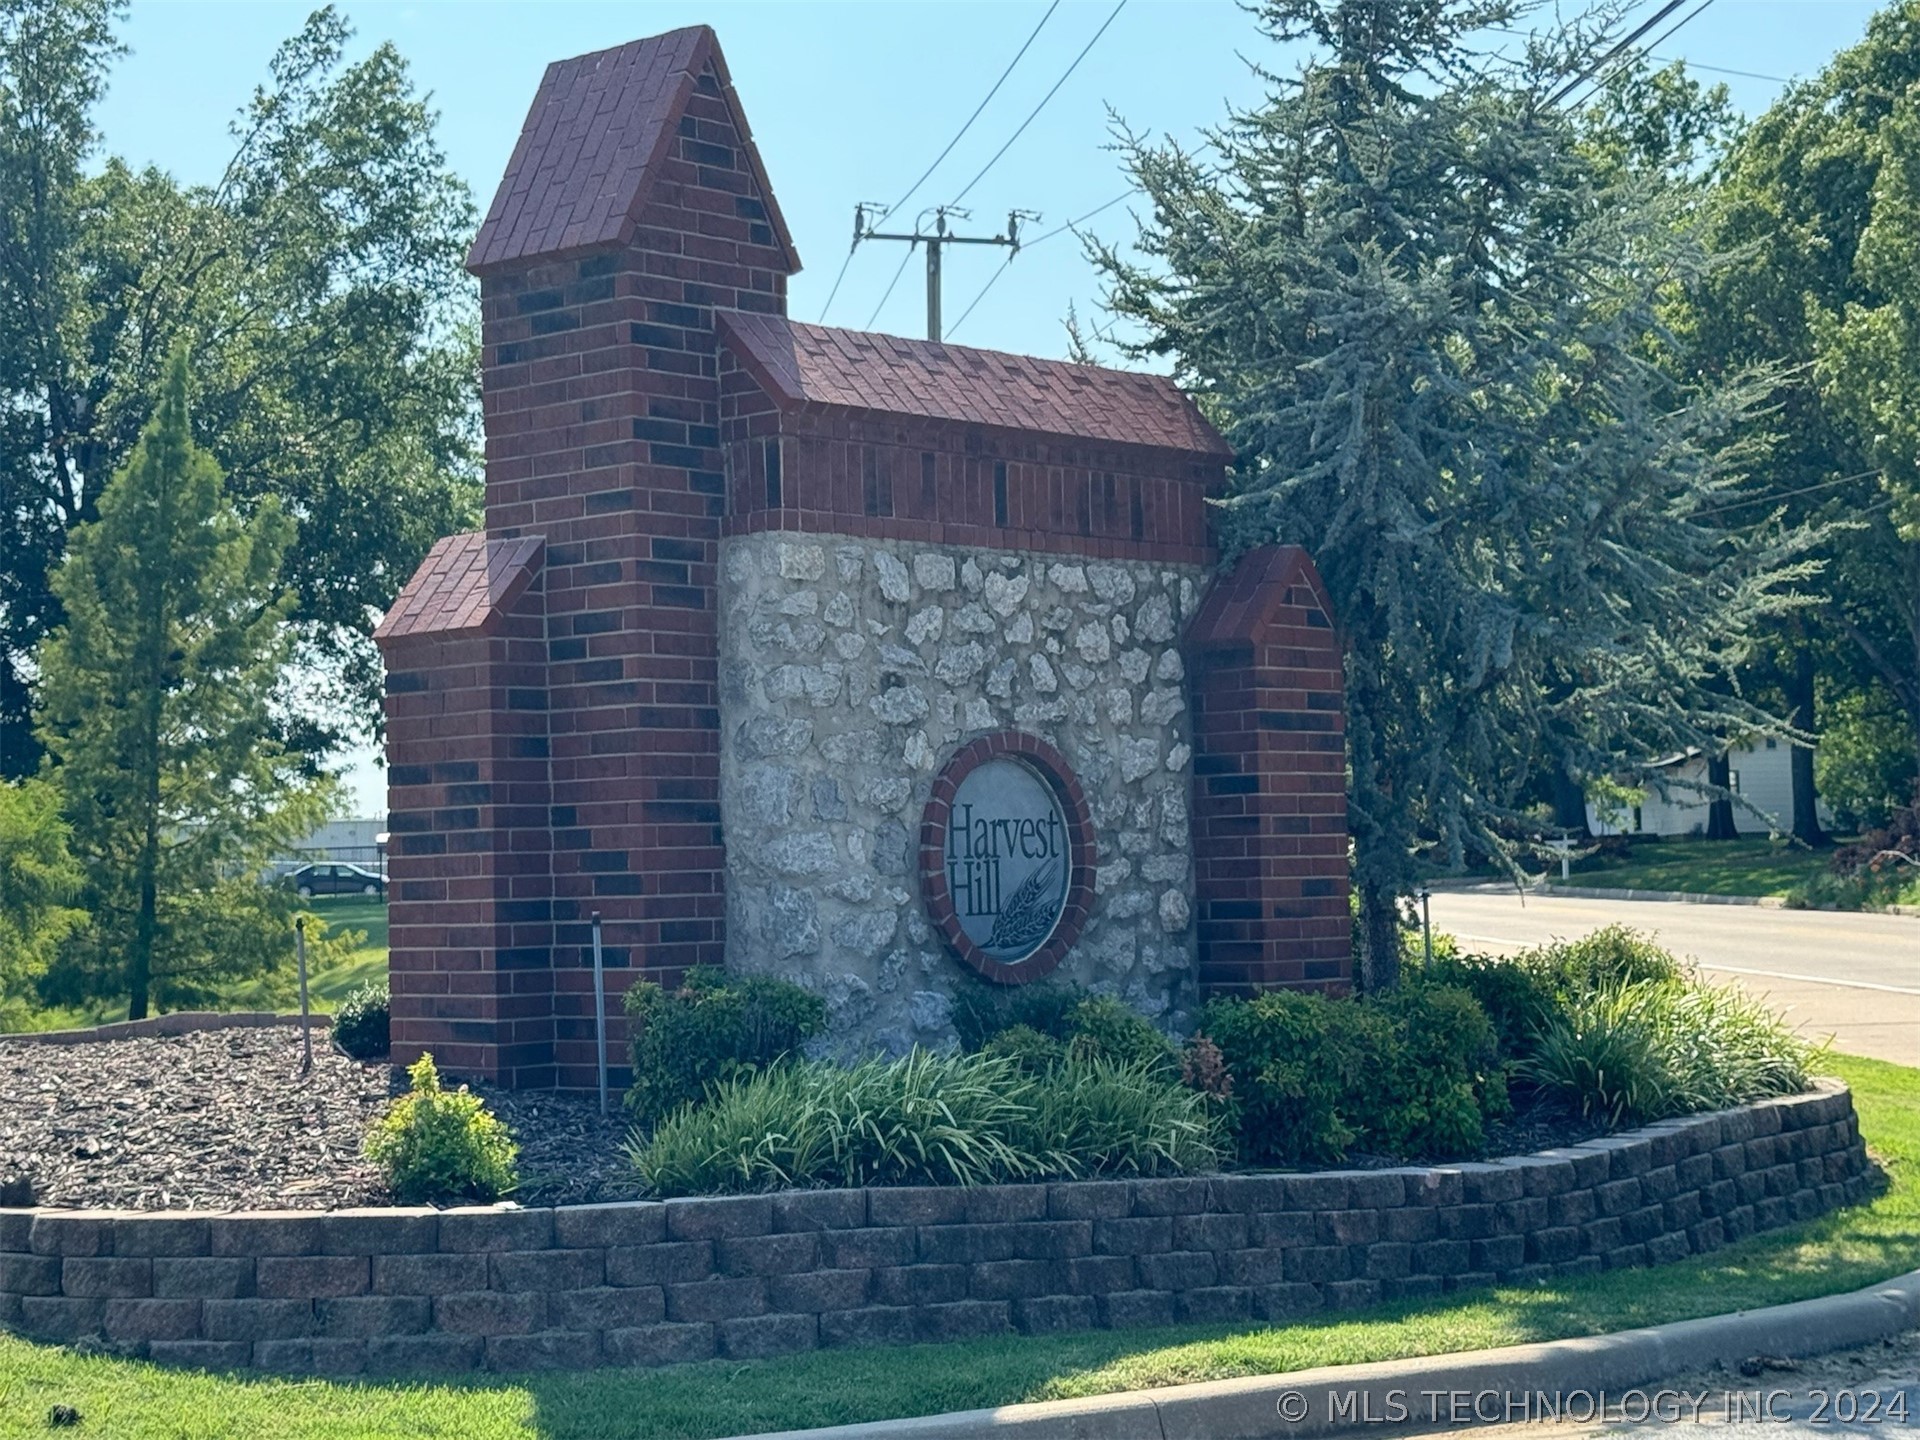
<box><xmin>90</xmin><ymin>0</ymin><xmax>1890</xmax><ymax>816</ymax></box>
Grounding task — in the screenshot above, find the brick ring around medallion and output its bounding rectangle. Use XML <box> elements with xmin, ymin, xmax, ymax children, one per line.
<box><xmin>918</xmin><ymin>731</ymin><xmax>1098</xmax><ymax>985</ymax></box>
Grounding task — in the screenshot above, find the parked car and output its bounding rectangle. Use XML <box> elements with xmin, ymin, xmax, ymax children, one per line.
<box><xmin>283</xmin><ymin>862</ymin><xmax>386</xmax><ymax>899</ymax></box>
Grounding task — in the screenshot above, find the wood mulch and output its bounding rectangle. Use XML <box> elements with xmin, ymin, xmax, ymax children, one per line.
<box><xmin>0</xmin><ymin>1026</ymin><xmax>640</xmax><ymax>1212</ymax></box>
<box><xmin>0</xmin><ymin>1024</ymin><xmax>1610</xmax><ymax>1213</ymax></box>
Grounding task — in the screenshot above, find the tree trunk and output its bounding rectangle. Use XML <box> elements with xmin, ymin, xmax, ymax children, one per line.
<box><xmin>1550</xmin><ymin>767</ymin><xmax>1593</xmax><ymax>839</ymax></box>
<box><xmin>1357</xmin><ymin>879</ymin><xmax>1401</xmax><ymax>994</ymax></box>
<box><xmin>1786</xmin><ymin>644</ymin><xmax>1828</xmax><ymax>847</ymax></box>
<box><xmin>1705</xmin><ymin>752</ymin><xmax>1740</xmax><ymax>841</ymax></box>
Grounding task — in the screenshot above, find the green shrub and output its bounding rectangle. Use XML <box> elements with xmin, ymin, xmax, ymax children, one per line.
<box><xmin>981</xmin><ymin>1023</ymin><xmax>1069</xmax><ymax>1074</ymax></box>
<box><xmin>949</xmin><ymin>981</ymin><xmax>1080</xmax><ymax>1053</ymax></box>
<box><xmin>1062</xmin><ymin>995</ymin><xmax>1178</xmax><ymax>1072</ymax></box>
<box><xmin>332</xmin><ymin>980</ymin><xmax>390</xmax><ymax>1061</ymax></box>
<box><xmin>1199</xmin><ymin>983</ymin><xmax>1507</xmax><ymax>1164</ymax></box>
<box><xmin>952</xmin><ymin>983</ymin><xmax>1176</xmax><ymax>1073</ymax></box>
<box><xmin>1528</xmin><ymin>926</ymin><xmax>1682</xmax><ymax>997</ymax></box>
<box><xmin>364</xmin><ymin>1053</ymin><xmax>518</xmax><ymax>1204</ymax></box>
<box><xmin>628</xmin><ymin>1049</ymin><xmax>1220</xmax><ymax>1196</ymax></box>
<box><xmin>1197</xmin><ymin>989</ymin><xmax>1376</xmax><ymax>1164</ymax></box>
<box><xmin>1421</xmin><ymin>950</ymin><xmax>1559</xmax><ymax>1056</ymax></box>
<box><xmin>1524</xmin><ymin>978</ymin><xmax>1812</xmax><ymax>1126</ymax></box>
<box><xmin>624</xmin><ymin>967</ymin><xmax>826</xmax><ymax>1125</ymax></box>
<box><xmin>1359</xmin><ymin>982</ymin><xmax>1508</xmax><ymax>1158</ymax></box>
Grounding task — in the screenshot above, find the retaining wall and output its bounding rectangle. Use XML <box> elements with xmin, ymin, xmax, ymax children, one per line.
<box><xmin>0</xmin><ymin>1081</ymin><xmax>1875</xmax><ymax>1376</ymax></box>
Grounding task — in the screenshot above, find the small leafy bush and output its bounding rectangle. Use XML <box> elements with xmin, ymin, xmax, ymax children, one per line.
<box><xmin>1198</xmin><ymin>982</ymin><xmax>1507</xmax><ymax>1164</ymax></box>
<box><xmin>332</xmin><ymin>981</ymin><xmax>390</xmax><ymax>1060</ymax></box>
<box><xmin>952</xmin><ymin>983</ymin><xmax>1176</xmax><ymax>1072</ymax></box>
<box><xmin>1197</xmin><ymin>989</ymin><xmax>1376</xmax><ymax>1164</ymax></box>
<box><xmin>981</xmin><ymin>1023</ymin><xmax>1069</xmax><ymax>1074</ymax></box>
<box><xmin>1358</xmin><ymin>981</ymin><xmax>1508</xmax><ymax>1158</ymax></box>
<box><xmin>1524</xmin><ymin>978</ymin><xmax>1812</xmax><ymax>1126</ymax></box>
<box><xmin>624</xmin><ymin>967</ymin><xmax>826</xmax><ymax>1125</ymax></box>
<box><xmin>1421</xmin><ymin>950</ymin><xmax>1560</xmax><ymax>1057</ymax></box>
<box><xmin>364</xmin><ymin>1053</ymin><xmax>518</xmax><ymax>1204</ymax></box>
<box><xmin>1062</xmin><ymin>995</ymin><xmax>1178</xmax><ymax>1073</ymax></box>
<box><xmin>629</xmin><ymin>1049</ymin><xmax>1220</xmax><ymax>1196</ymax></box>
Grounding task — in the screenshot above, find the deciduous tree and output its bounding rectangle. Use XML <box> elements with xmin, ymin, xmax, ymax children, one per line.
<box><xmin>0</xmin><ymin>1</ymin><xmax>478</xmax><ymax>776</ymax></box>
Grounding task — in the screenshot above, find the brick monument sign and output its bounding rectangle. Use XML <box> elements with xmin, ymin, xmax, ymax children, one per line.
<box><xmin>374</xmin><ymin>25</ymin><xmax>1348</xmax><ymax>1091</ymax></box>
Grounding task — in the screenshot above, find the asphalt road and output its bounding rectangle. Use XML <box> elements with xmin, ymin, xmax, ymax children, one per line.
<box><xmin>1425</xmin><ymin>890</ymin><xmax>1919</xmax><ymax>1065</ymax></box>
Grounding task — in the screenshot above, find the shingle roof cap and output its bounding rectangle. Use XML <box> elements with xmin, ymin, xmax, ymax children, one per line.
<box><xmin>718</xmin><ymin>311</ymin><xmax>1231</xmax><ymax>459</ymax></box>
<box><xmin>467</xmin><ymin>26</ymin><xmax>799</xmax><ymax>275</ymax></box>
<box><xmin>374</xmin><ymin>533</ymin><xmax>544</xmax><ymax>644</ymax></box>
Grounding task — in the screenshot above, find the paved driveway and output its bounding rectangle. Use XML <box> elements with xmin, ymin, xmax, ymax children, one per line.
<box><xmin>1424</xmin><ymin>890</ymin><xmax>1919</xmax><ymax>1065</ymax></box>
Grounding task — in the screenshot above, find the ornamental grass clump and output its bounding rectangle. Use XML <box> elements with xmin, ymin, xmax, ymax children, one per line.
<box><xmin>1524</xmin><ymin>977</ymin><xmax>1813</xmax><ymax>1126</ymax></box>
<box><xmin>628</xmin><ymin>1049</ymin><xmax>1219</xmax><ymax>1197</ymax></box>
<box><xmin>364</xmin><ymin>1053</ymin><xmax>518</xmax><ymax>1204</ymax></box>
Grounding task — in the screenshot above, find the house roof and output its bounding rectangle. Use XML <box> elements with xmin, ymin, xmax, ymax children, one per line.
<box><xmin>718</xmin><ymin>311</ymin><xmax>1232</xmax><ymax>459</ymax></box>
<box><xmin>467</xmin><ymin>26</ymin><xmax>799</xmax><ymax>276</ymax></box>
<box><xmin>373</xmin><ymin>532</ymin><xmax>544</xmax><ymax>644</ymax></box>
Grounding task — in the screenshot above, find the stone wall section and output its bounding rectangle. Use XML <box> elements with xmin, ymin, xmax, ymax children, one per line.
<box><xmin>0</xmin><ymin>1085</ymin><xmax>1873</xmax><ymax>1375</ymax></box>
<box><xmin>715</xmin><ymin>530</ymin><xmax>1209</xmax><ymax>1049</ymax></box>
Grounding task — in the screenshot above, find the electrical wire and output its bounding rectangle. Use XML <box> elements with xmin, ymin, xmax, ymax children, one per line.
<box><xmin>1563</xmin><ymin>0</ymin><xmax>1718</xmax><ymax>110</ymax></box>
<box><xmin>947</xmin><ymin>0</ymin><xmax>1128</xmax><ymax>208</ymax></box>
<box><xmin>947</xmin><ymin>187</ymin><xmax>1141</xmax><ymax>339</ymax></box>
<box><xmin>877</xmin><ymin>0</ymin><xmax>1060</xmax><ymax>226</ymax></box>
<box><xmin>1547</xmin><ymin>0</ymin><xmax>1691</xmax><ymax>107</ymax></box>
<box><xmin>865</xmin><ymin>242</ymin><xmax>918</xmax><ymax>330</ymax></box>
<box><xmin>817</xmin><ymin>248</ymin><xmax>857</xmax><ymax>323</ymax></box>
<box><xmin>825</xmin><ymin>0</ymin><xmax>1060</xmax><ymax>324</ymax></box>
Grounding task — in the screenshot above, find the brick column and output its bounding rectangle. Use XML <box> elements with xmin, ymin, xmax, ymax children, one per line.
<box><xmin>377</xmin><ymin>536</ymin><xmax>554</xmax><ymax>1085</ymax></box>
<box><xmin>462</xmin><ymin>37</ymin><xmax>798</xmax><ymax>1088</ymax></box>
<box><xmin>1184</xmin><ymin>545</ymin><xmax>1351</xmax><ymax>995</ymax></box>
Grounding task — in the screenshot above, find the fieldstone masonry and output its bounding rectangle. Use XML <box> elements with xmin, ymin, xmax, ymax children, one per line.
<box><xmin>720</xmin><ymin>532</ymin><xmax>1209</xmax><ymax>1049</ymax></box>
<box><xmin>371</xmin><ymin>23</ymin><xmax>1351</xmax><ymax>1089</ymax></box>
<box><xmin>0</xmin><ymin>1084</ymin><xmax>1875</xmax><ymax>1374</ymax></box>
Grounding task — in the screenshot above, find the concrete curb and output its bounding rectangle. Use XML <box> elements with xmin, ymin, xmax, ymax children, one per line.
<box><xmin>739</xmin><ymin>1268</ymin><xmax>1920</xmax><ymax>1440</ymax></box>
<box><xmin>1421</xmin><ymin>879</ymin><xmax>1920</xmax><ymax>917</ymax></box>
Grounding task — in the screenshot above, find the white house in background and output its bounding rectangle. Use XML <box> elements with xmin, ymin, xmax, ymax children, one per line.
<box><xmin>1585</xmin><ymin>741</ymin><xmax>1830</xmax><ymax>838</ymax></box>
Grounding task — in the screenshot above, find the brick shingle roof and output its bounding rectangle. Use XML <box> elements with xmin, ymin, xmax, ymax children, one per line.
<box><xmin>467</xmin><ymin>26</ymin><xmax>798</xmax><ymax>275</ymax></box>
<box><xmin>718</xmin><ymin>311</ymin><xmax>1231</xmax><ymax>459</ymax></box>
<box><xmin>373</xmin><ymin>532</ymin><xmax>544</xmax><ymax>644</ymax></box>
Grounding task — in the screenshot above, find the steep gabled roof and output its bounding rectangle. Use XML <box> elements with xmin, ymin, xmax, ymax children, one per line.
<box><xmin>718</xmin><ymin>311</ymin><xmax>1232</xmax><ymax>459</ymax></box>
<box><xmin>467</xmin><ymin>26</ymin><xmax>799</xmax><ymax>275</ymax></box>
<box><xmin>373</xmin><ymin>533</ymin><xmax>544</xmax><ymax>644</ymax></box>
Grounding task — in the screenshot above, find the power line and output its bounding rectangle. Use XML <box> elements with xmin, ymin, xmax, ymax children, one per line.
<box><xmin>948</xmin><ymin>187</ymin><xmax>1140</xmax><ymax>338</ymax></box>
<box><xmin>1547</xmin><ymin>0</ymin><xmax>1691</xmax><ymax>107</ymax></box>
<box><xmin>1564</xmin><ymin>0</ymin><xmax>1718</xmax><ymax>109</ymax></box>
<box><xmin>948</xmin><ymin>0</ymin><xmax>1128</xmax><ymax>208</ymax></box>
<box><xmin>865</xmin><ymin>241</ymin><xmax>919</xmax><ymax>330</ymax></box>
<box><xmin>1487</xmin><ymin>26</ymin><xmax>1791</xmax><ymax>84</ymax></box>
<box><xmin>817</xmin><ymin>249</ymin><xmax>857</xmax><ymax>324</ymax></box>
<box><xmin>877</xmin><ymin>0</ymin><xmax>1060</xmax><ymax>226</ymax></box>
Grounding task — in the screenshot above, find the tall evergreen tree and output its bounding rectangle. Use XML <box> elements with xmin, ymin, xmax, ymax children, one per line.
<box><xmin>1093</xmin><ymin>0</ymin><xmax>1818</xmax><ymax>987</ymax></box>
<box><xmin>0</xmin><ymin>778</ymin><xmax>81</xmax><ymax>1014</ymax></box>
<box><xmin>35</xmin><ymin>350</ymin><xmax>332</xmax><ymax>1019</ymax></box>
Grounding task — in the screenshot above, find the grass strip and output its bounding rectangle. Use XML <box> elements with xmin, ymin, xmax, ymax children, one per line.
<box><xmin>0</xmin><ymin>1052</ymin><xmax>1913</xmax><ymax>1440</ymax></box>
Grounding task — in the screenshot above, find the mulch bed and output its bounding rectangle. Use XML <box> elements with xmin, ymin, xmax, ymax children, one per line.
<box><xmin>0</xmin><ymin>1024</ymin><xmax>1612</xmax><ymax>1213</ymax></box>
<box><xmin>0</xmin><ymin>1026</ymin><xmax>640</xmax><ymax>1211</ymax></box>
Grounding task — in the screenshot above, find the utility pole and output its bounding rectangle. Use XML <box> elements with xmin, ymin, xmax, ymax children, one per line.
<box><xmin>852</xmin><ymin>204</ymin><xmax>1035</xmax><ymax>342</ymax></box>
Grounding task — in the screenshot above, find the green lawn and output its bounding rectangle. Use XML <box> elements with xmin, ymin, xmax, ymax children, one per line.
<box><xmin>1</xmin><ymin>1052</ymin><xmax>1915</xmax><ymax>1439</ymax></box>
<box><xmin>1562</xmin><ymin>837</ymin><xmax>1842</xmax><ymax>899</ymax></box>
<box><xmin>1</xmin><ymin>899</ymin><xmax>388</xmax><ymax>1033</ymax></box>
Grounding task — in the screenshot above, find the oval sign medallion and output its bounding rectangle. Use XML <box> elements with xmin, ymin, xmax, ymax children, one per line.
<box><xmin>920</xmin><ymin>732</ymin><xmax>1098</xmax><ymax>985</ymax></box>
<box><xmin>946</xmin><ymin>758</ymin><xmax>1070</xmax><ymax>962</ymax></box>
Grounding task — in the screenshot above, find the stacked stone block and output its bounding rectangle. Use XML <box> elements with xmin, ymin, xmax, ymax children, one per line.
<box><xmin>0</xmin><ymin>1084</ymin><xmax>1874</xmax><ymax>1374</ymax></box>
